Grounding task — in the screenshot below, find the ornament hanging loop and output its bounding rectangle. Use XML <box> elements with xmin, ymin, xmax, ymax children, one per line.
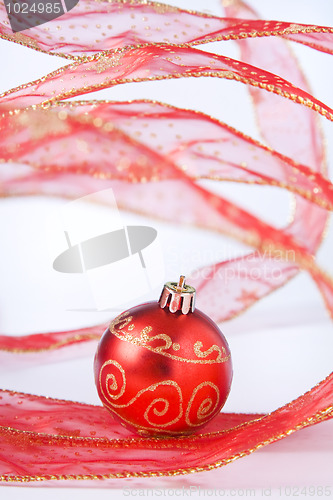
<box><xmin>159</xmin><ymin>275</ymin><xmax>196</xmax><ymax>314</ymax></box>
<box><xmin>176</xmin><ymin>275</ymin><xmax>186</xmax><ymax>293</ymax></box>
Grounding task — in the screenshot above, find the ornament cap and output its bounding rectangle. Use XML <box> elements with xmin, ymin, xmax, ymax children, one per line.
<box><xmin>159</xmin><ymin>275</ymin><xmax>196</xmax><ymax>314</ymax></box>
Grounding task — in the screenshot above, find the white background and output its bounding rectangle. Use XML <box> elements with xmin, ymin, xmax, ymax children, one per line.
<box><xmin>0</xmin><ymin>0</ymin><xmax>333</xmax><ymax>498</ymax></box>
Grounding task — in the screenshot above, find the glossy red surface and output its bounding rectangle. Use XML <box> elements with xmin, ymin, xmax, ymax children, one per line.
<box><xmin>94</xmin><ymin>302</ymin><xmax>232</xmax><ymax>436</ymax></box>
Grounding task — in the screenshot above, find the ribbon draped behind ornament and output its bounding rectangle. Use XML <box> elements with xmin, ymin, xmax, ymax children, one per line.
<box><xmin>1</xmin><ymin>1</ymin><xmax>333</xmax><ymax>58</ymax></box>
<box><xmin>0</xmin><ymin>0</ymin><xmax>332</xmax><ymax>485</ymax></box>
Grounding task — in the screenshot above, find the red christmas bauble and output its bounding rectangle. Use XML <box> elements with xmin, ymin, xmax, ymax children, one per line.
<box><xmin>94</xmin><ymin>277</ymin><xmax>232</xmax><ymax>436</ymax></box>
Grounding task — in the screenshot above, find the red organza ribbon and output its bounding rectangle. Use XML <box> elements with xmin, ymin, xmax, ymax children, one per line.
<box><xmin>0</xmin><ymin>380</ymin><xmax>332</xmax><ymax>483</ymax></box>
<box><xmin>1</xmin><ymin>1</ymin><xmax>333</xmax><ymax>58</ymax></box>
<box><xmin>0</xmin><ymin>0</ymin><xmax>332</xmax><ymax>484</ymax></box>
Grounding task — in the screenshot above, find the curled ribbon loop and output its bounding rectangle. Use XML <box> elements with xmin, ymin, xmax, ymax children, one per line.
<box><xmin>0</xmin><ymin>0</ymin><xmax>332</xmax><ymax>485</ymax></box>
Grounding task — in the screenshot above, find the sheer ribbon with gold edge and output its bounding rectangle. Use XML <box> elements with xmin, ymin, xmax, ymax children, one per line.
<box><xmin>0</xmin><ymin>376</ymin><xmax>332</xmax><ymax>482</ymax></box>
<box><xmin>1</xmin><ymin>0</ymin><xmax>333</xmax><ymax>58</ymax></box>
<box><xmin>0</xmin><ymin>0</ymin><xmax>332</xmax><ymax>484</ymax></box>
